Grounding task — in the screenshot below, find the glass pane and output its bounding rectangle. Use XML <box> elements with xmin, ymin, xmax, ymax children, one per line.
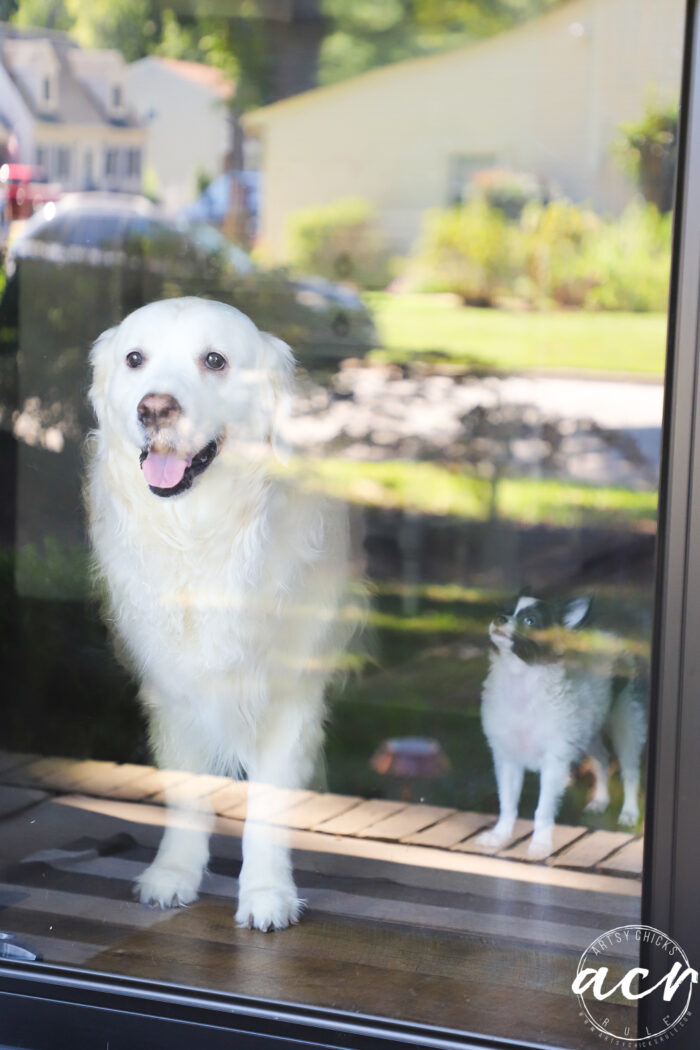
<box><xmin>64</xmin><ymin>212</ymin><xmax>125</xmax><ymax>247</ymax></box>
<box><xmin>0</xmin><ymin>4</ymin><xmax>688</xmax><ymax>1048</ymax></box>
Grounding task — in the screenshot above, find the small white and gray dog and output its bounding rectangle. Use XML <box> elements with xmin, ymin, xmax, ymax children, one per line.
<box><xmin>478</xmin><ymin>593</ymin><xmax>647</xmax><ymax>858</ymax></box>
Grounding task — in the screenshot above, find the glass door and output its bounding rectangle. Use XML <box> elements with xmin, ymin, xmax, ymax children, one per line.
<box><xmin>0</xmin><ymin>2</ymin><xmax>697</xmax><ymax>1048</ymax></box>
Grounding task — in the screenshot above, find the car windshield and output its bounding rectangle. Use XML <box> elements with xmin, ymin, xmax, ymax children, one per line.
<box><xmin>64</xmin><ymin>212</ymin><xmax>126</xmax><ymax>247</ymax></box>
<box><xmin>20</xmin><ymin>213</ymin><xmax>73</xmax><ymax>244</ymax></box>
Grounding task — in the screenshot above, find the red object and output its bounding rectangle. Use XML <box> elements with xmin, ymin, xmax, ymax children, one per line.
<box><xmin>0</xmin><ymin>163</ymin><xmax>59</xmax><ymax>220</ymax></box>
<box><xmin>370</xmin><ymin>737</ymin><xmax>450</xmax><ymax>779</ymax></box>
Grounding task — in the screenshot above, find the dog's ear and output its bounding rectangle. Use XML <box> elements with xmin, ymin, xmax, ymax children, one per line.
<box><xmin>258</xmin><ymin>331</ymin><xmax>294</xmax><ymax>464</ymax></box>
<box><xmin>89</xmin><ymin>325</ymin><xmax>118</xmax><ymax>424</ymax></box>
<box><xmin>561</xmin><ymin>596</ymin><xmax>592</xmax><ymax>630</ymax></box>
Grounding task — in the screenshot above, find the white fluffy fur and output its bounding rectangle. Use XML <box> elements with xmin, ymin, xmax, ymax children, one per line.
<box><xmin>86</xmin><ymin>297</ymin><xmax>356</xmax><ymax>930</ymax></box>
<box><xmin>478</xmin><ymin>600</ymin><xmax>646</xmax><ymax>858</ymax></box>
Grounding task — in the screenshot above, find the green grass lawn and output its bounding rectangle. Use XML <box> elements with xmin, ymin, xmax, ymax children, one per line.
<box><xmin>295</xmin><ymin>458</ymin><xmax>658</xmax><ymax>529</ymax></box>
<box><xmin>325</xmin><ymin>585</ymin><xmax>648</xmax><ymax>824</ymax></box>
<box><xmin>366</xmin><ymin>292</ymin><xmax>668</xmax><ymax>376</ymax></box>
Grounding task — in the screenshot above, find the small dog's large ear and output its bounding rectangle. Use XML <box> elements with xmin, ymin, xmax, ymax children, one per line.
<box><xmin>561</xmin><ymin>596</ymin><xmax>592</xmax><ymax>629</ymax></box>
<box><xmin>89</xmin><ymin>326</ymin><xmax>118</xmax><ymax>424</ymax></box>
<box><xmin>258</xmin><ymin>330</ymin><xmax>294</xmax><ymax>464</ymax></box>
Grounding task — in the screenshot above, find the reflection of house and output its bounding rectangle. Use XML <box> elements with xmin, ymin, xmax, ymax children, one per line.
<box><xmin>0</xmin><ymin>24</ymin><xmax>145</xmax><ymax>192</ymax></box>
<box><xmin>125</xmin><ymin>57</ymin><xmax>234</xmax><ymax>213</ymax></box>
<box><xmin>245</xmin><ymin>0</ymin><xmax>685</xmax><ymax>258</ymax></box>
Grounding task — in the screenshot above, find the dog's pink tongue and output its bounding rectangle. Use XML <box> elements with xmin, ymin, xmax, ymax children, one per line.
<box><xmin>141</xmin><ymin>451</ymin><xmax>189</xmax><ymax>489</ymax></box>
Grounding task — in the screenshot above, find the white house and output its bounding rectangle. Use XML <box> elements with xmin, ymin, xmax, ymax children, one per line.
<box><xmin>125</xmin><ymin>56</ymin><xmax>234</xmax><ymax>213</ymax></box>
<box><xmin>0</xmin><ymin>23</ymin><xmax>146</xmax><ymax>193</ymax></box>
<box><xmin>244</xmin><ymin>0</ymin><xmax>685</xmax><ymax>258</ymax></box>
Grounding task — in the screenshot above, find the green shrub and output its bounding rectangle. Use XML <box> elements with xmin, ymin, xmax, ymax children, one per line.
<box><xmin>521</xmin><ymin>199</ymin><xmax>601</xmax><ymax>307</ymax></box>
<box><xmin>413</xmin><ymin>198</ymin><xmax>520</xmax><ymax>306</ymax></box>
<box><xmin>195</xmin><ymin>167</ymin><xmax>213</xmax><ymax>197</ymax></box>
<box><xmin>407</xmin><ymin>195</ymin><xmax>671</xmax><ymax>312</ymax></box>
<box><xmin>580</xmin><ymin>202</ymin><xmax>672</xmax><ymax>312</ymax></box>
<box><xmin>285</xmin><ymin>196</ymin><xmax>390</xmax><ymax>290</ymax></box>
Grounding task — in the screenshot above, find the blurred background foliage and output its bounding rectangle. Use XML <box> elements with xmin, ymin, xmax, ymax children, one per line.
<box><xmin>284</xmin><ymin>190</ymin><xmax>672</xmax><ymax>314</ymax></box>
<box><xmin>405</xmin><ymin>198</ymin><xmax>671</xmax><ymax>311</ymax></box>
<box><xmin>285</xmin><ymin>198</ymin><xmax>392</xmax><ymax>291</ymax></box>
<box><xmin>4</xmin><ymin>0</ymin><xmax>567</xmax><ymax>92</ymax></box>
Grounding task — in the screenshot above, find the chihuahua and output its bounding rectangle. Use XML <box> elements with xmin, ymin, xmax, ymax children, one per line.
<box><xmin>478</xmin><ymin>594</ymin><xmax>646</xmax><ymax>858</ymax></box>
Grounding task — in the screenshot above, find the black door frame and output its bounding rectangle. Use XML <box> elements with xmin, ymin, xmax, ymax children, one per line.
<box><xmin>2</xmin><ymin>2</ymin><xmax>700</xmax><ymax>1047</ymax></box>
<box><xmin>641</xmin><ymin>0</ymin><xmax>700</xmax><ymax>1045</ymax></box>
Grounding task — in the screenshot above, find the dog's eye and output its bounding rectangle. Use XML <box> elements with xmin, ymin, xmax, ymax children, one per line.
<box><xmin>523</xmin><ymin>615</ymin><xmax>535</xmax><ymax>627</ymax></box>
<box><xmin>204</xmin><ymin>351</ymin><xmax>227</xmax><ymax>371</ymax></box>
<box><xmin>126</xmin><ymin>350</ymin><xmax>144</xmax><ymax>369</ymax></box>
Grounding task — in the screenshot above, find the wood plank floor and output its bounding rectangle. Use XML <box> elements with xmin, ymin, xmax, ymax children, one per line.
<box><xmin>0</xmin><ymin>752</ymin><xmax>642</xmax><ymax>1048</ymax></box>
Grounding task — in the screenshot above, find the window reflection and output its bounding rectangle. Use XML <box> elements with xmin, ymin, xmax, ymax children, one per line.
<box><xmin>0</xmin><ymin>1</ymin><xmax>684</xmax><ymax>1046</ymax></box>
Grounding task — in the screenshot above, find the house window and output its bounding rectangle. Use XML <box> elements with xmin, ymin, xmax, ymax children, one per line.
<box><xmin>446</xmin><ymin>153</ymin><xmax>496</xmax><ymax>205</ymax></box>
<box><xmin>42</xmin><ymin>75</ymin><xmax>51</xmax><ymax>102</ymax></box>
<box><xmin>125</xmin><ymin>148</ymin><xmax>141</xmax><ymax>177</ymax></box>
<box><xmin>104</xmin><ymin>148</ymin><xmax>119</xmax><ymax>176</ymax></box>
<box><xmin>34</xmin><ymin>146</ymin><xmax>48</xmax><ymax>172</ymax></box>
<box><xmin>112</xmin><ymin>84</ymin><xmax>122</xmax><ymax>109</ymax></box>
<box><xmin>55</xmin><ymin>147</ymin><xmax>71</xmax><ymax>179</ymax></box>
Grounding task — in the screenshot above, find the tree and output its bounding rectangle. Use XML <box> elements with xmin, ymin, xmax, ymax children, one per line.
<box><xmin>318</xmin><ymin>0</ymin><xmax>565</xmax><ymax>86</ymax></box>
<box><xmin>12</xmin><ymin>0</ymin><xmax>71</xmax><ymax>31</ymax></box>
<box><xmin>12</xmin><ymin>0</ymin><xmax>568</xmax><ymax>95</ymax></box>
<box><xmin>67</xmin><ymin>0</ymin><xmax>157</xmax><ymax>62</ymax></box>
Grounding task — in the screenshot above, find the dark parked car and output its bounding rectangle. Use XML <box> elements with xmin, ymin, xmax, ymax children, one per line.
<box><xmin>1</xmin><ymin>192</ymin><xmax>378</xmax><ymax>368</ymax></box>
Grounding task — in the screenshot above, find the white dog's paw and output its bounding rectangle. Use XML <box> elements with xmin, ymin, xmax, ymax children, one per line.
<box><xmin>236</xmin><ymin>884</ymin><xmax>305</xmax><ymax>932</ymax></box>
<box><xmin>135</xmin><ymin>861</ymin><xmax>202</xmax><ymax>908</ymax></box>
<box><xmin>618</xmin><ymin>805</ymin><xmax>639</xmax><ymax>828</ymax></box>
<box><xmin>584</xmin><ymin>796</ymin><xmax>609</xmax><ymax>814</ymax></box>
<box><xmin>475</xmin><ymin>824</ymin><xmax>512</xmax><ymax>849</ymax></box>
<box><xmin>527</xmin><ymin>831</ymin><xmax>553</xmax><ymax>859</ymax></box>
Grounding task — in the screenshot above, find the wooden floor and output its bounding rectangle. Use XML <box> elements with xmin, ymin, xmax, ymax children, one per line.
<box><xmin>0</xmin><ymin>751</ymin><xmax>642</xmax><ymax>1048</ymax></box>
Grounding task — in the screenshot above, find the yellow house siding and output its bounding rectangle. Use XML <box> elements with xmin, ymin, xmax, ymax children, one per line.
<box><xmin>246</xmin><ymin>0</ymin><xmax>684</xmax><ymax>259</ymax></box>
<box><xmin>125</xmin><ymin>58</ymin><xmax>232</xmax><ymax>212</ymax></box>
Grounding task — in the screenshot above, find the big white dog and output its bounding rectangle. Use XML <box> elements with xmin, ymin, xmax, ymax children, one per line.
<box><xmin>86</xmin><ymin>297</ymin><xmax>355</xmax><ymax>931</ymax></box>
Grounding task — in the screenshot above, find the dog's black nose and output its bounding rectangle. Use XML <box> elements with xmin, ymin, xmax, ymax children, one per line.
<box><xmin>137</xmin><ymin>393</ymin><xmax>182</xmax><ymax>427</ymax></box>
<box><xmin>493</xmin><ymin>614</ymin><xmax>508</xmax><ymax>626</ymax></box>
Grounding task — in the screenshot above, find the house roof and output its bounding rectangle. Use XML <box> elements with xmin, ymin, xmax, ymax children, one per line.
<box><xmin>0</xmin><ymin>22</ymin><xmax>140</xmax><ymax>128</ymax></box>
<box><xmin>130</xmin><ymin>56</ymin><xmax>235</xmax><ymax>100</ymax></box>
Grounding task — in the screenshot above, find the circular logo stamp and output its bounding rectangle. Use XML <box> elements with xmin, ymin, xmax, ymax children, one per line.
<box><xmin>572</xmin><ymin>924</ymin><xmax>697</xmax><ymax>1046</ymax></box>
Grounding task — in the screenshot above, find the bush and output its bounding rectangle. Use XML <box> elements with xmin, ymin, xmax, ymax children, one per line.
<box><xmin>285</xmin><ymin>197</ymin><xmax>390</xmax><ymax>290</ymax></box>
<box><xmin>521</xmin><ymin>200</ymin><xmax>601</xmax><ymax>307</ymax></box>
<box><xmin>580</xmin><ymin>202</ymin><xmax>672</xmax><ymax>312</ymax></box>
<box><xmin>407</xmin><ymin>196</ymin><xmax>671</xmax><ymax>312</ymax></box>
<box><xmin>412</xmin><ymin>198</ymin><xmax>520</xmax><ymax>306</ymax></box>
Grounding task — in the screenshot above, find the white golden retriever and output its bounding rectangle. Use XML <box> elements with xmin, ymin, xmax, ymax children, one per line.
<box><xmin>86</xmin><ymin>297</ymin><xmax>356</xmax><ymax>931</ymax></box>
